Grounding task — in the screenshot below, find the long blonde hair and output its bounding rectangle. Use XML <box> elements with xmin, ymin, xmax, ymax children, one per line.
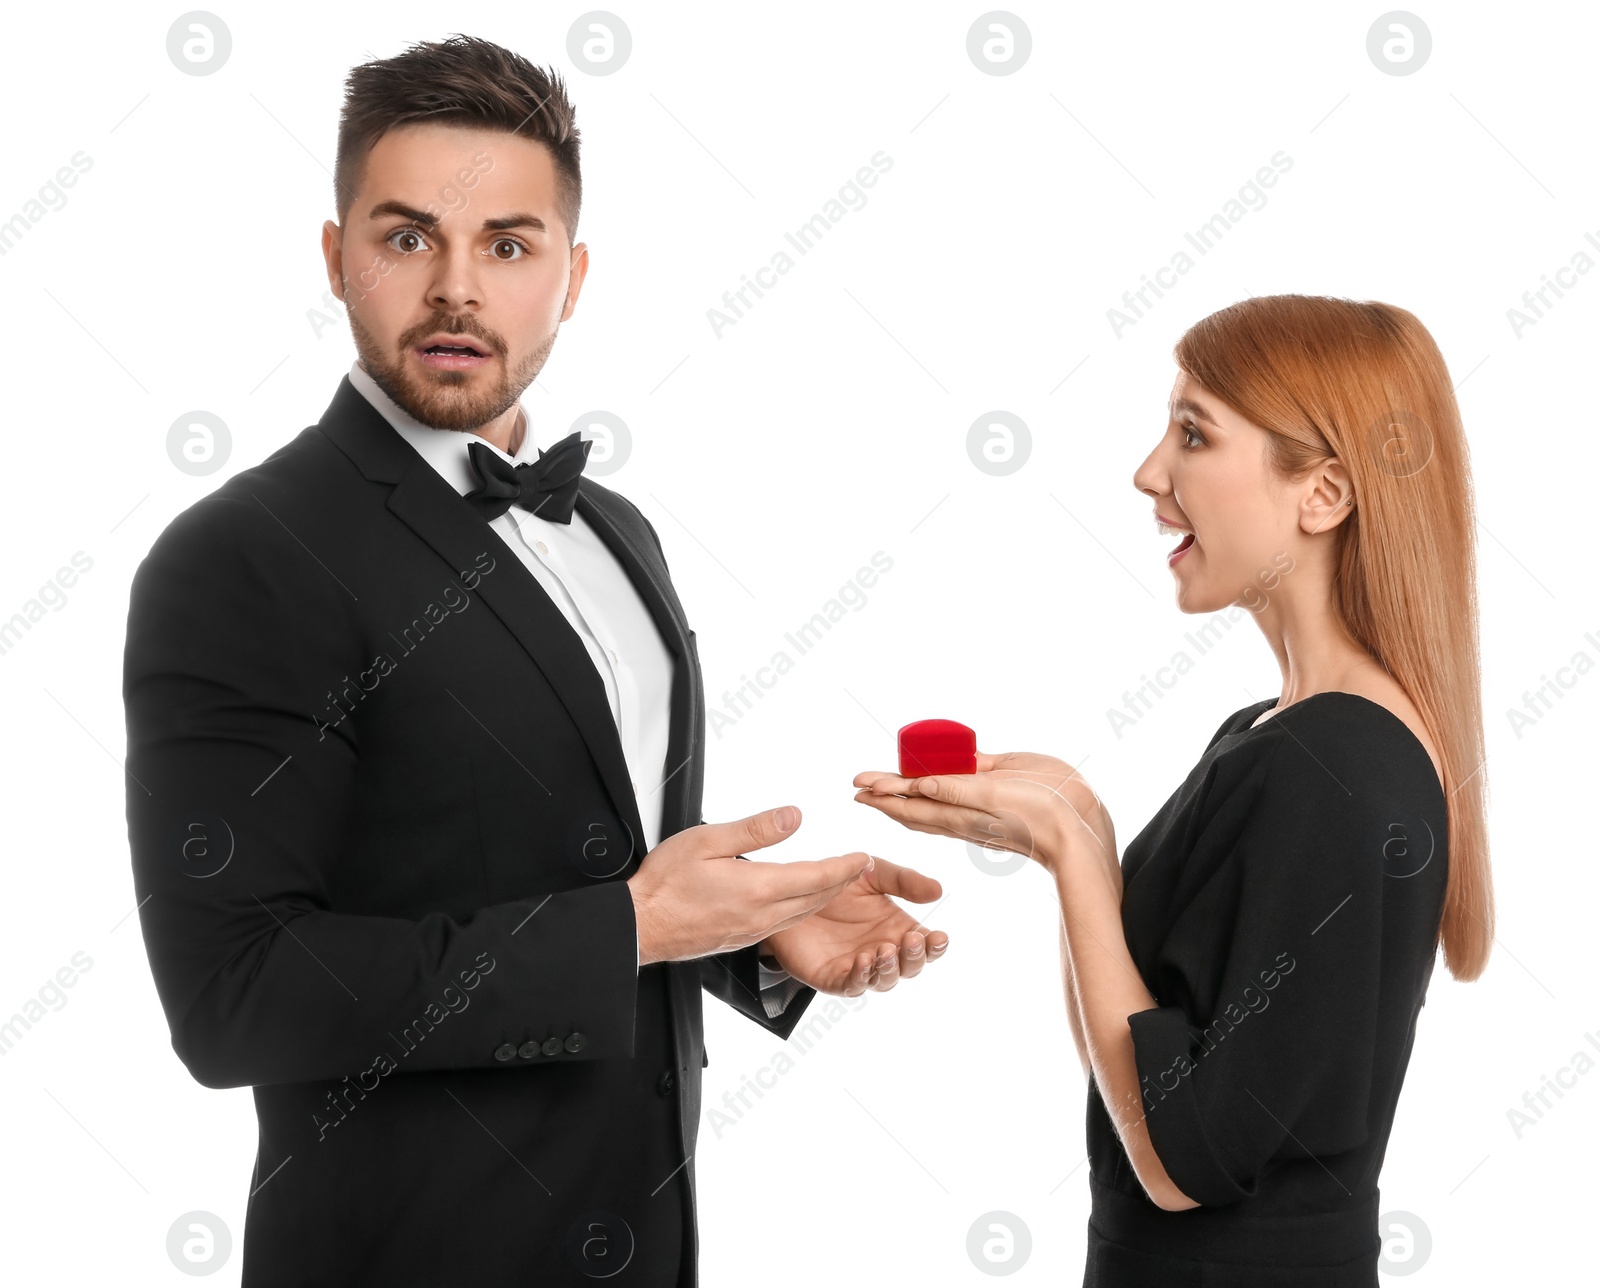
<box><xmin>1175</xmin><ymin>294</ymin><xmax>1492</xmax><ymax>981</ymax></box>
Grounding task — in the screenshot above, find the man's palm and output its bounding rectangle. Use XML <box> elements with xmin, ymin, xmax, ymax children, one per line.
<box><xmin>763</xmin><ymin>857</ymin><xmax>947</xmax><ymax>995</ymax></box>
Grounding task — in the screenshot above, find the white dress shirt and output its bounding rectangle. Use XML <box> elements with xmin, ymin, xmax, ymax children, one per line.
<box><xmin>348</xmin><ymin>362</ymin><xmax>803</xmax><ymax>1019</ymax></box>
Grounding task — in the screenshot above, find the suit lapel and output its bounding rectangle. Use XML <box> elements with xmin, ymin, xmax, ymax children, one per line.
<box><xmin>317</xmin><ymin>375</ymin><xmax>695</xmax><ymax>859</ymax></box>
<box><xmin>574</xmin><ymin>488</ymin><xmax>690</xmax><ymax>658</ymax></box>
<box><xmin>574</xmin><ymin>487</ymin><xmax>698</xmax><ymax>838</ymax></box>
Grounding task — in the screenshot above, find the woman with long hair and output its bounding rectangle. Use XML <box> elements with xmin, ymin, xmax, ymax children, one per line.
<box><xmin>853</xmin><ymin>295</ymin><xmax>1492</xmax><ymax>1286</ymax></box>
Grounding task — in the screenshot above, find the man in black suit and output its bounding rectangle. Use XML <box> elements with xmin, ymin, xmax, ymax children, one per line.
<box><xmin>123</xmin><ymin>34</ymin><xmax>947</xmax><ymax>1287</ymax></box>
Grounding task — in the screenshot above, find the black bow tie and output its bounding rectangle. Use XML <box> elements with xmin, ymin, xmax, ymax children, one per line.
<box><xmin>463</xmin><ymin>431</ymin><xmax>592</xmax><ymax>524</ymax></box>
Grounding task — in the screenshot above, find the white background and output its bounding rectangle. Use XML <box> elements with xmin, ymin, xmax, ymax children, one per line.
<box><xmin>0</xmin><ymin>0</ymin><xmax>1594</xmax><ymax>1282</ymax></box>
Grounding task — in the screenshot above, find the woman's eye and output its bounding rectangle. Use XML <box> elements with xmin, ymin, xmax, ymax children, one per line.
<box><xmin>1182</xmin><ymin>424</ymin><xmax>1204</xmax><ymax>449</ymax></box>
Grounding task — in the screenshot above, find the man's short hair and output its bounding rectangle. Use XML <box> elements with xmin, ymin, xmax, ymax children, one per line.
<box><xmin>334</xmin><ymin>33</ymin><xmax>582</xmax><ymax>244</ymax></box>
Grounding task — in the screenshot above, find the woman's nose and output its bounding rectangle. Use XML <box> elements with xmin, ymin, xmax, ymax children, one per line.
<box><xmin>1132</xmin><ymin>444</ymin><xmax>1165</xmax><ymax>497</ymax></box>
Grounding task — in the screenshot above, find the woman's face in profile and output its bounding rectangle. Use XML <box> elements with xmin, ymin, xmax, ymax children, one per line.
<box><xmin>1134</xmin><ymin>371</ymin><xmax>1301</xmax><ymax>615</ymax></box>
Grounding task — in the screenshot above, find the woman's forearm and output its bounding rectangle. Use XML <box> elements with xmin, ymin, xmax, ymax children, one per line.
<box><xmin>1052</xmin><ymin>853</ymin><xmax>1199</xmax><ymax>1212</ymax></box>
<box><xmin>1057</xmin><ymin>909</ymin><xmax>1092</xmax><ymax>1080</ymax></box>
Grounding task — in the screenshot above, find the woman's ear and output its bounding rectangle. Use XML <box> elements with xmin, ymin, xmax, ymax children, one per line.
<box><xmin>1300</xmin><ymin>460</ymin><xmax>1357</xmax><ymax>537</ymax></box>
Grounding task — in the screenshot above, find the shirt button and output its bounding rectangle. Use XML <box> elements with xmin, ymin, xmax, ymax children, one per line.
<box><xmin>657</xmin><ymin>1070</ymin><xmax>676</xmax><ymax>1096</ymax></box>
<box><xmin>564</xmin><ymin>1032</ymin><xmax>587</xmax><ymax>1054</ymax></box>
<box><xmin>542</xmin><ymin>1036</ymin><xmax>563</xmax><ymax>1057</ymax></box>
<box><xmin>493</xmin><ymin>1043</ymin><xmax>517</xmax><ymax>1061</ymax></box>
<box><xmin>535</xmin><ymin>540</ymin><xmax>549</xmax><ymax>555</ymax></box>
<box><xmin>518</xmin><ymin>1040</ymin><xmax>541</xmax><ymax>1059</ymax></box>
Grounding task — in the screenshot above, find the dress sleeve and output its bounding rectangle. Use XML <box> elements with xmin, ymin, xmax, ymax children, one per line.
<box><xmin>1124</xmin><ymin>736</ymin><xmax>1387</xmax><ymax>1206</ymax></box>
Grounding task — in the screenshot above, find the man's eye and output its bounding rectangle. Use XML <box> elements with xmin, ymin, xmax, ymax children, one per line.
<box><xmin>388</xmin><ymin>228</ymin><xmax>428</xmax><ymax>254</ymax></box>
<box><xmin>491</xmin><ymin>239</ymin><xmax>526</xmax><ymax>261</ymax></box>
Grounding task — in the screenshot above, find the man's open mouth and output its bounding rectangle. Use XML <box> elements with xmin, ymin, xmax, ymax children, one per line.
<box><xmin>415</xmin><ymin>335</ymin><xmax>494</xmax><ymax>369</ymax></box>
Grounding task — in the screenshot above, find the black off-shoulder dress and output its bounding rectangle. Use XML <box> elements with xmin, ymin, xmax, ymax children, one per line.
<box><xmin>1083</xmin><ymin>691</ymin><xmax>1449</xmax><ymax>1287</ymax></box>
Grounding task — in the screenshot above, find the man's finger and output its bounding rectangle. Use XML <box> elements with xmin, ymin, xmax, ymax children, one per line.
<box><xmin>767</xmin><ymin>875</ymin><xmax>859</xmax><ymax>927</ymax></box>
<box><xmin>692</xmin><ymin>805</ymin><xmax>803</xmax><ymax>861</ymax></box>
<box><xmin>871</xmin><ymin>941</ymin><xmax>900</xmax><ymax>991</ymax></box>
<box><xmin>865</xmin><ymin>856</ymin><xmax>942</xmax><ymax>903</ymax></box>
<box><xmin>758</xmin><ymin>851</ymin><xmax>872</xmax><ymax>900</ymax></box>
<box><xmin>898</xmin><ymin>930</ymin><xmax>927</xmax><ymax>979</ymax></box>
<box><xmin>851</xmin><ymin>948</ymin><xmax>876</xmax><ymax>995</ymax></box>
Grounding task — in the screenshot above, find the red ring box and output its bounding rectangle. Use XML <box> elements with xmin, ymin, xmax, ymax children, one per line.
<box><xmin>898</xmin><ymin>719</ymin><xmax>977</xmax><ymax>777</ymax></box>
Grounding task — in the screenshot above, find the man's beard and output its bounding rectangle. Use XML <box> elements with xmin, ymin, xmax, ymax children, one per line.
<box><xmin>347</xmin><ymin>302</ymin><xmax>558</xmax><ymax>434</ymax></box>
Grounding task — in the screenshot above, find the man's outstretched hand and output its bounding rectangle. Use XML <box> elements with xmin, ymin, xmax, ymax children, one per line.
<box><xmin>760</xmin><ymin>857</ymin><xmax>948</xmax><ymax>997</ymax></box>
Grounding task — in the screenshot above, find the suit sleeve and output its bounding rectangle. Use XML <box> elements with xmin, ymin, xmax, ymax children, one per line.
<box><xmin>1123</xmin><ymin>738</ymin><xmax>1386</xmax><ymax>1206</ymax></box>
<box><xmin>698</xmin><ymin>940</ymin><xmax>816</xmax><ymax>1038</ymax></box>
<box><xmin>123</xmin><ymin>494</ymin><xmax>640</xmax><ymax>1090</ymax></box>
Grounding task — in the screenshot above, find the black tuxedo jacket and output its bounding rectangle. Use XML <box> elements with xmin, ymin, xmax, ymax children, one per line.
<box><xmin>123</xmin><ymin>374</ymin><xmax>817</xmax><ymax>1285</ymax></box>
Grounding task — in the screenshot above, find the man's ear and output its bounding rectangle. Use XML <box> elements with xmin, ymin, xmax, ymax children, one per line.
<box><xmin>322</xmin><ymin>220</ymin><xmax>345</xmax><ymax>302</ymax></box>
<box><xmin>561</xmin><ymin>242</ymin><xmax>590</xmax><ymax>322</ymax></box>
<box><xmin>1300</xmin><ymin>459</ymin><xmax>1357</xmax><ymax>536</ymax></box>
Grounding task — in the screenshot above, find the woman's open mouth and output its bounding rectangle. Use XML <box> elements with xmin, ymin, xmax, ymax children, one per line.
<box><xmin>1168</xmin><ymin>532</ymin><xmax>1196</xmax><ymax>566</ymax></box>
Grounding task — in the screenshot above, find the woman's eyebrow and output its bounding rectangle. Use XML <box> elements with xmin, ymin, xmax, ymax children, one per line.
<box><xmin>1170</xmin><ymin>397</ymin><xmax>1220</xmax><ymax>426</ymax></box>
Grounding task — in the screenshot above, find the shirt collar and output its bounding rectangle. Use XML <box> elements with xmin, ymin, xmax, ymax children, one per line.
<box><xmin>347</xmin><ymin>360</ymin><xmax>538</xmax><ymax>498</ymax></box>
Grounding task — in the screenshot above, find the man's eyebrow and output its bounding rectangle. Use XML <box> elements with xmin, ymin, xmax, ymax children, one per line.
<box><xmin>367</xmin><ymin>200</ymin><xmax>548</xmax><ymax>233</ymax></box>
<box><xmin>1170</xmin><ymin>397</ymin><xmax>1220</xmax><ymax>426</ymax></box>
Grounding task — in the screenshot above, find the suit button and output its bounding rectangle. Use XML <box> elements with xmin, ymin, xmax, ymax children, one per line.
<box><xmin>657</xmin><ymin>1070</ymin><xmax>675</xmax><ymax>1096</ymax></box>
<box><xmin>542</xmin><ymin>1036</ymin><xmax>563</xmax><ymax>1056</ymax></box>
<box><xmin>493</xmin><ymin>1043</ymin><xmax>517</xmax><ymax>1061</ymax></box>
<box><xmin>564</xmin><ymin>1031</ymin><xmax>587</xmax><ymax>1054</ymax></box>
<box><xmin>518</xmin><ymin>1040</ymin><xmax>540</xmax><ymax>1059</ymax></box>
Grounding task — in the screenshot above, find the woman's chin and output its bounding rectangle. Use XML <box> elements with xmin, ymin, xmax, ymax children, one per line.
<box><xmin>1170</xmin><ymin>573</ymin><xmax>1235</xmax><ymax>616</ymax></box>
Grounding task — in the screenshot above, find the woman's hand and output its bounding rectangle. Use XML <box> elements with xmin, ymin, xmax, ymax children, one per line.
<box><xmin>851</xmin><ymin>751</ymin><xmax>1118</xmax><ymax>881</ymax></box>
